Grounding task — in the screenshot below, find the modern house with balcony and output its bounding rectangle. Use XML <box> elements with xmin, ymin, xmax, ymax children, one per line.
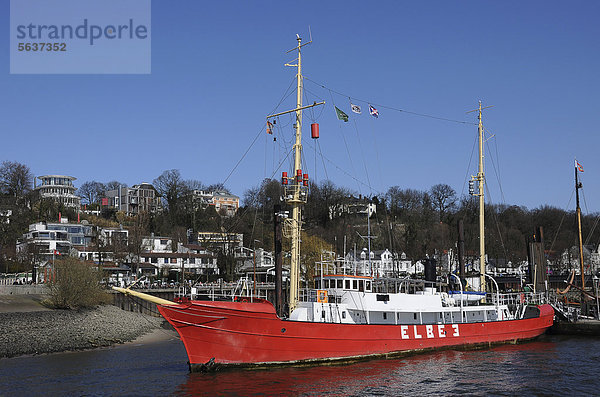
<box><xmin>104</xmin><ymin>183</ymin><xmax>162</xmax><ymax>216</ymax></box>
<box><xmin>34</xmin><ymin>175</ymin><xmax>81</xmax><ymax>209</ymax></box>
<box><xmin>16</xmin><ymin>222</ymin><xmax>73</xmax><ymax>262</ymax></box>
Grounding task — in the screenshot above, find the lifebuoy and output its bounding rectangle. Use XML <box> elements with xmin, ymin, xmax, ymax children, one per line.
<box><xmin>317</xmin><ymin>290</ymin><xmax>328</xmax><ymax>303</ymax></box>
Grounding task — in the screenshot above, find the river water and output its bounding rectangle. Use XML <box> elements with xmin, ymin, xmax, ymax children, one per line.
<box><xmin>2</xmin><ymin>333</ymin><xmax>599</xmax><ymax>396</ymax></box>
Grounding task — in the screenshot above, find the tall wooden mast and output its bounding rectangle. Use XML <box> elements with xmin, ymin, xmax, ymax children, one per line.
<box><xmin>267</xmin><ymin>36</ymin><xmax>324</xmax><ymax>315</ymax></box>
<box><xmin>468</xmin><ymin>101</ymin><xmax>492</xmax><ymax>294</ymax></box>
<box><xmin>477</xmin><ymin>102</ymin><xmax>486</xmax><ymax>294</ymax></box>
<box><xmin>289</xmin><ymin>35</ymin><xmax>304</xmax><ymax>313</ymax></box>
<box><xmin>575</xmin><ymin>160</ymin><xmax>585</xmax><ymax>289</ymax></box>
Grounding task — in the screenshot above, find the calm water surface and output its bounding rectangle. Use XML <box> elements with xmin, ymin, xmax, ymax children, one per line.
<box><xmin>2</xmin><ymin>334</ymin><xmax>600</xmax><ymax>396</ymax></box>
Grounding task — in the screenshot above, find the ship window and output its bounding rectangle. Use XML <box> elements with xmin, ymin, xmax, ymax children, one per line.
<box><xmin>342</xmin><ymin>311</ymin><xmax>346</xmax><ymax>319</ymax></box>
<box><xmin>383</xmin><ymin>312</ymin><xmax>387</xmax><ymax>320</ymax></box>
<box><xmin>414</xmin><ymin>313</ymin><xmax>417</xmax><ymax>320</ymax></box>
<box><xmin>315</xmin><ymin>280</ymin><xmax>320</xmax><ymax>289</ymax></box>
<box><xmin>359</xmin><ymin>280</ymin><xmax>364</xmax><ymax>292</ymax></box>
<box><xmin>345</xmin><ymin>280</ymin><xmax>350</xmax><ymax>289</ymax></box>
<box><xmin>337</xmin><ymin>280</ymin><xmax>343</xmax><ymax>289</ymax></box>
<box><xmin>353</xmin><ymin>280</ymin><xmax>358</xmax><ymax>289</ymax></box>
<box><xmin>321</xmin><ymin>311</ymin><xmax>325</xmax><ymax>319</ymax></box>
<box><xmin>366</xmin><ymin>281</ymin><xmax>371</xmax><ymax>290</ymax></box>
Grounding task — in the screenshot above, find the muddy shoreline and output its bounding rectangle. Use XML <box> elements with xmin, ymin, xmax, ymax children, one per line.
<box><xmin>0</xmin><ymin>305</ymin><xmax>165</xmax><ymax>358</ymax></box>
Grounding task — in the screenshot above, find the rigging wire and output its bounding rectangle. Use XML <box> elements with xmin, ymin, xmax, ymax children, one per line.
<box><xmin>222</xmin><ymin>75</ymin><xmax>297</xmax><ymax>187</ymax></box>
<box><xmin>304</xmin><ymin>76</ymin><xmax>477</xmax><ymax>126</ymax></box>
<box><xmin>548</xmin><ymin>188</ymin><xmax>575</xmax><ymax>255</ymax></box>
<box><xmin>303</xmin><ymin>138</ymin><xmax>384</xmax><ymax>197</ymax></box>
<box><xmin>484</xmin><ymin>178</ymin><xmax>509</xmax><ymax>262</ymax></box>
<box><xmin>316</xmin><ymin>139</ymin><xmax>330</xmax><ymax>181</ymax></box>
<box><xmin>484</xmin><ymin>129</ymin><xmax>506</xmax><ymax>204</ymax></box>
<box><xmin>461</xmin><ymin>134</ymin><xmax>478</xmax><ymax>197</ymax></box>
<box><xmin>327</xmin><ymin>89</ymin><xmax>361</xmax><ymax>194</ymax></box>
<box><xmin>580</xmin><ymin>187</ymin><xmax>600</xmax><ymax>247</ymax></box>
<box><xmin>351</xmin><ymin>116</ymin><xmax>374</xmax><ymax>195</ymax></box>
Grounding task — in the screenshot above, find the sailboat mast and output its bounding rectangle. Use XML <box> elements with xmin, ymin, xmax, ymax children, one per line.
<box><xmin>289</xmin><ymin>36</ymin><xmax>304</xmax><ymax>313</ymax></box>
<box><xmin>575</xmin><ymin>163</ymin><xmax>585</xmax><ymax>290</ymax></box>
<box><xmin>477</xmin><ymin>102</ymin><xmax>486</xmax><ymax>294</ymax></box>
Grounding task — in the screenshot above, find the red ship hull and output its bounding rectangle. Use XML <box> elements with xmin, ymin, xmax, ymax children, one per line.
<box><xmin>158</xmin><ymin>300</ymin><xmax>554</xmax><ymax>370</ymax></box>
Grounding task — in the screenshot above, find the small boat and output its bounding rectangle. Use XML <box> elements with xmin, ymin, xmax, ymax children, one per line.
<box><xmin>448</xmin><ymin>290</ymin><xmax>487</xmax><ymax>303</ymax></box>
<box><xmin>114</xmin><ymin>35</ymin><xmax>554</xmax><ymax>371</ymax></box>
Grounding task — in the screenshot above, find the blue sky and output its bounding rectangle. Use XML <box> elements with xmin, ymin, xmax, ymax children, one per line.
<box><xmin>2</xmin><ymin>1</ymin><xmax>599</xmax><ymax>213</ymax></box>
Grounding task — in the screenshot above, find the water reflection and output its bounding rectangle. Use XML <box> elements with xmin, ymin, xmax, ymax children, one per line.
<box><xmin>176</xmin><ymin>339</ymin><xmax>562</xmax><ymax>396</ymax></box>
<box><xmin>3</xmin><ymin>334</ymin><xmax>600</xmax><ymax>396</ymax></box>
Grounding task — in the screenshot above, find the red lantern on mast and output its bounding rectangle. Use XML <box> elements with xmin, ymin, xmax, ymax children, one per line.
<box><xmin>311</xmin><ymin>123</ymin><xmax>319</xmax><ymax>139</ymax></box>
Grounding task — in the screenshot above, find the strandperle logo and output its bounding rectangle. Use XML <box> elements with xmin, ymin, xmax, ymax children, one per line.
<box><xmin>15</xmin><ymin>19</ymin><xmax>149</xmax><ymax>46</ymax></box>
<box><xmin>10</xmin><ymin>0</ymin><xmax>151</xmax><ymax>74</ymax></box>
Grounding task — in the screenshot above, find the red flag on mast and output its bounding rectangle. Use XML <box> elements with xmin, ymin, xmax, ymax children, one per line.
<box><xmin>575</xmin><ymin>159</ymin><xmax>584</xmax><ymax>172</ymax></box>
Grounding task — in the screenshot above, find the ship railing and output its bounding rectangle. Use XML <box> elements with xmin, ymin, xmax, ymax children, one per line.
<box><xmin>491</xmin><ymin>292</ymin><xmax>547</xmax><ymax>307</ymax></box>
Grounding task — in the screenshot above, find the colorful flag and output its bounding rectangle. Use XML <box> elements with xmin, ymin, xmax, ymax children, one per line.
<box><xmin>267</xmin><ymin>120</ymin><xmax>274</xmax><ymax>134</ymax></box>
<box><xmin>369</xmin><ymin>104</ymin><xmax>379</xmax><ymax>118</ymax></box>
<box><xmin>575</xmin><ymin>159</ymin><xmax>584</xmax><ymax>172</ymax></box>
<box><xmin>335</xmin><ymin>106</ymin><xmax>349</xmax><ymax>122</ymax></box>
<box><xmin>351</xmin><ymin>103</ymin><xmax>362</xmax><ymax>114</ymax></box>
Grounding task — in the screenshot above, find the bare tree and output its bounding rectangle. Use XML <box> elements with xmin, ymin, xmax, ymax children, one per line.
<box><xmin>78</xmin><ymin>181</ymin><xmax>107</xmax><ymax>205</ymax></box>
<box><xmin>105</xmin><ymin>181</ymin><xmax>127</xmax><ymax>193</ymax></box>
<box><xmin>206</xmin><ymin>182</ymin><xmax>230</xmax><ymax>193</ymax></box>
<box><xmin>430</xmin><ymin>183</ymin><xmax>457</xmax><ymax>222</ymax></box>
<box><xmin>153</xmin><ymin>169</ymin><xmax>187</xmax><ymax>212</ymax></box>
<box><xmin>0</xmin><ymin>161</ymin><xmax>33</xmax><ymax>199</ymax></box>
<box><xmin>184</xmin><ymin>179</ymin><xmax>204</xmax><ymax>191</ymax></box>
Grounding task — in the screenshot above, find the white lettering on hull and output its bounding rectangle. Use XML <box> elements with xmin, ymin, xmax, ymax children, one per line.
<box><xmin>399</xmin><ymin>324</ymin><xmax>460</xmax><ymax>340</ymax></box>
<box><xmin>426</xmin><ymin>325</ymin><xmax>434</xmax><ymax>338</ymax></box>
<box><xmin>401</xmin><ymin>325</ymin><xmax>409</xmax><ymax>339</ymax></box>
<box><xmin>413</xmin><ymin>325</ymin><xmax>422</xmax><ymax>339</ymax></box>
<box><xmin>452</xmin><ymin>324</ymin><xmax>460</xmax><ymax>337</ymax></box>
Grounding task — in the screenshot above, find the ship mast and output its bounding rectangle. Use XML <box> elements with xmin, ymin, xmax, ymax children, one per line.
<box><xmin>468</xmin><ymin>101</ymin><xmax>492</xmax><ymax>294</ymax></box>
<box><xmin>267</xmin><ymin>36</ymin><xmax>324</xmax><ymax>315</ymax></box>
<box><xmin>575</xmin><ymin>161</ymin><xmax>585</xmax><ymax>290</ymax></box>
<box><xmin>477</xmin><ymin>102</ymin><xmax>485</xmax><ymax>295</ymax></box>
<box><xmin>290</xmin><ymin>35</ymin><xmax>304</xmax><ymax>314</ymax></box>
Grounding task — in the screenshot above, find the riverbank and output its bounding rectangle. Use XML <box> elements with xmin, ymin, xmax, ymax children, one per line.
<box><xmin>0</xmin><ymin>301</ymin><xmax>165</xmax><ymax>358</ymax></box>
